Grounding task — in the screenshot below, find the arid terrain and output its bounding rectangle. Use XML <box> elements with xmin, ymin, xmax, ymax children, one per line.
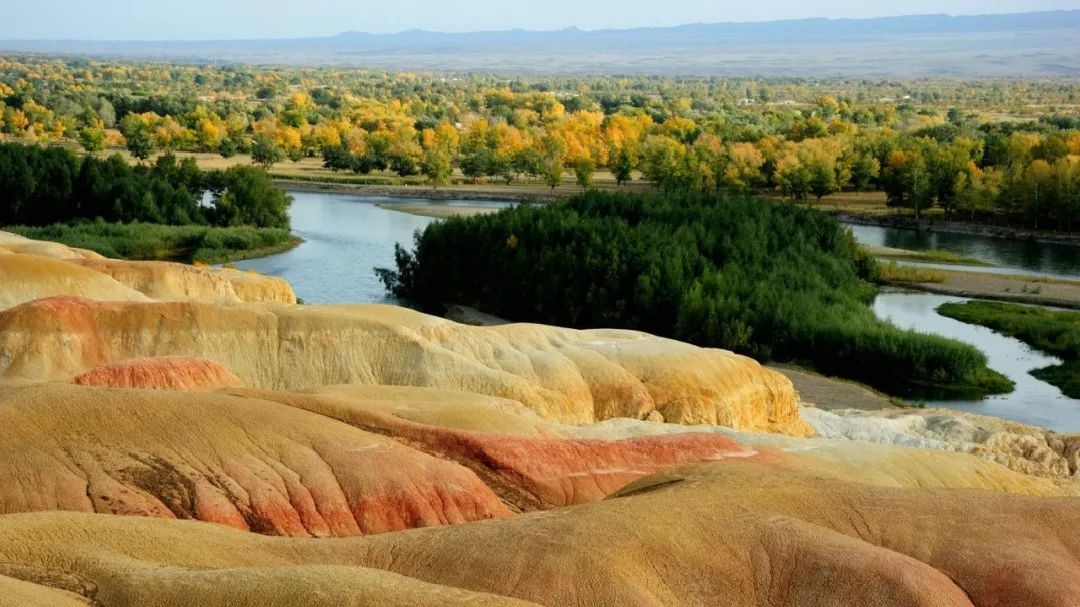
<box><xmin>2</xmin><ymin>229</ymin><xmax>1080</xmax><ymax>605</ymax></box>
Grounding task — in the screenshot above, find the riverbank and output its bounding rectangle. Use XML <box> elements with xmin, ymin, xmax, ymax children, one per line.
<box><xmin>884</xmin><ymin>268</ymin><xmax>1080</xmax><ymax>310</ymax></box>
<box><xmin>937</xmin><ymin>300</ymin><xmax>1080</xmax><ymax>399</ymax></box>
<box><xmin>281</xmin><ymin>178</ymin><xmax>1080</xmax><ymax>247</ymax></box>
<box><xmin>375</xmin><ymin>203</ymin><xmax>503</xmax><ymax>219</ymax></box>
<box><xmin>837</xmin><ymin>211</ymin><xmax>1080</xmax><ymax>247</ymax></box>
<box><xmin>863</xmin><ymin>244</ymin><xmax>992</xmax><ymax>267</ymax></box>
<box><xmin>769</xmin><ymin>365</ymin><xmax>902</xmax><ymax>411</ymax></box>
<box><xmin>277</xmin><ymin>179</ymin><xmax>566</xmax><ymax>203</ymax></box>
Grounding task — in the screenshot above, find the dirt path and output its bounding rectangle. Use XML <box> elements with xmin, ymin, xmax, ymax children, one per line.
<box><xmin>769</xmin><ymin>365</ymin><xmax>899</xmax><ymax>411</ymax></box>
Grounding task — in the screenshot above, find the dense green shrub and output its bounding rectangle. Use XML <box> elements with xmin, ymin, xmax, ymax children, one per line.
<box><xmin>0</xmin><ymin>143</ymin><xmax>291</xmax><ymax>229</ymax></box>
<box><xmin>378</xmin><ymin>191</ymin><xmax>1011</xmax><ymax>396</ymax></box>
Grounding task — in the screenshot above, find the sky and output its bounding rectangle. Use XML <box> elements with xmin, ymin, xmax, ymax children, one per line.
<box><xmin>2</xmin><ymin>0</ymin><xmax>1077</xmax><ymax>40</ymax></box>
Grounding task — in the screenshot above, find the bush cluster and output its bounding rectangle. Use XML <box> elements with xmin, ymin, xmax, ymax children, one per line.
<box><xmin>0</xmin><ymin>143</ymin><xmax>291</xmax><ymax>229</ymax></box>
<box><xmin>379</xmin><ymin>191</ymin><xmax>1011</xmax><ymax>396</ymax></box>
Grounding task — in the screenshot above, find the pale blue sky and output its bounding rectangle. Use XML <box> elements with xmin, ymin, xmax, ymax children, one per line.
<box><xmin>3</xmin><ymin>0</ymin><xmax>1077</xmax><ymax>40</ymax></box>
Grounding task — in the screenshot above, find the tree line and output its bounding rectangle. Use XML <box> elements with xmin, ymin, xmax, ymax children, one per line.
<box><xmin>3</xmin><ymin>57</ymin><xmax>1079</xmax><ymax>229</ymax></box>
<box><xmin>0</xmin><ymin>142</ymin><xmax>291</xmax><ymax>229</ymax></box>
<box><xmin>377</xmin><ymin>191</ymin><xmax>1012</xmax><ymax>398</ymax></box>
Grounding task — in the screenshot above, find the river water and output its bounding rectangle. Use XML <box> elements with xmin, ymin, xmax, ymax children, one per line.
<box><xmin>238</xmin><ymin>192</ymin><xmax>1080</xmax><ymax>430</ymax></box>
<box><xmin>846</xmin><ymin>222</ymin><xmax>1080</xmax><ymax>279</ymax></box>
<box><xmin>847</xmin><ymin>222</ymin><xmax>1080</xmax><ymax>431</ymax></box>
<box><xmin>231</xmin><ymin>191</ymin><xmax>508</xmax><ymax>303</ymax></box>
<box><xmin>873</xmin><ymin>291</ymin><xmax>1078</xmax><ymax>431</ymax></box>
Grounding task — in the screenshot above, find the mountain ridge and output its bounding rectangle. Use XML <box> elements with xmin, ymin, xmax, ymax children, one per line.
<box><xmin>2</xmin><ymin>10</ymin><xmax>1078</xmax><ymax>76</ymax></box>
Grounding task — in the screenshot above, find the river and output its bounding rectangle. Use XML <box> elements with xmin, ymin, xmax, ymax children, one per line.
<box><xmin>848</xmin><ymin>222</ymin><xmax>1080</xmax><ymax>431</ymax></box>
<box><xmin>846</xmin><ymin>222</ymin><xmax>1080</xmax><ymax>279</ymax></box>
<box><xmin>231</xmin><ymin>191</ymin><xmax>508</xmax><ymax>303</ymax></box>
<box><xmin>873</xmin><ymin>291</ymin><xmax>1078</xmax><ymax>431</ymax></box>
<box><xmin>238</xmin><ymin>192</ymin><xmax>1080</xmax><ymax>430</ymax></box>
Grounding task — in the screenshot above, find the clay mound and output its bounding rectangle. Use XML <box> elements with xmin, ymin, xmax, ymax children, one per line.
<box><xmin>241</xmin><ymin>386</ymin><xmax>769</xmax><ymax>510</ymax></box>
<box><xmin>3</xmin><ymin>460</ymin><xmax>1080</xmax><ymax>606</ymax></box>
<box><xmin>0</xmin><ymin>254</ymin><xmax>149</xmax><ymax>310</ymax></box>
<box><xmin>0</xmin><ymin>513</ymin><xmax>541</xmax><ymax>607</ymax></box>
<box><xmin>0</xmin><ymin>383</ymin><xmax>512</xmax><ymax>537</ymax></box>
<box><xmin>213</xmin><ymin>267</ymin><xmax>297</xmax><ymax>304</ymax></box>
<box><xmin>71</xmin><ymin>258</ymin><xmax>297</xmax><ymax>305</ymax></box>
<box><xmin>0</xmin><ymin>382</ymin><xmax>793</xmax><ymax>529</ymax></box>
<box><xmin>0</xmin><ymin>297</ymin><xmax>806</xmax><ymax>435</ymax></box>
<box><xmin>71</xmin><ymin>258</ymin><xmax>246</xmax><ymax>304</ymax></box>
<box><xmin>0</xmin><ymin>573</ymin><xmax>91</xmax><ymax>607</ymax></box>
<box><xmin>0</xmin><ymin>230</ymin><xmax>104</xmax><ymax>261</ymax></box>
<box><xmin>73</xmin><ymin>357</ymin><xmax>244</xmax><ymax>391</ymax></box>
<box><xmin>0</xmin><ymin>230</ymin><xmax>294</xmax><ymax>307</ymax></box>
<box><xmin>238</xmin><ymin>386</ymin><xmax>1071</xmax><ymax>505</ymax></box>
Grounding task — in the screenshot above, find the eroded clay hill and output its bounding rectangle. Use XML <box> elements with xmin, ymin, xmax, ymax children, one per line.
<box><xmin>2</xmin><ymin>231</ymin><xmax>1079</xmax><ymax>606</ymax></box>
<box><xmin>2</xmin><ymin>462</ymin><xmax>1079</xmax><ymax>607</ymax></box>
<box><xmin>0</xmin><ymin>296</ymin><xmax>804</xmax><ymax>431</ymax></box>
<box><xmin>0</xmin><ymin>231</ymin><xmax>295</xmax><ymax>308</ymax></box>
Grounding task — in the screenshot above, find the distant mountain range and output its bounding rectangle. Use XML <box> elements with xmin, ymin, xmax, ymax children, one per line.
<box><xmin>3</xmin><ymin>11</ymin><xmax>1080</xmax><ymax>76</ymax></box>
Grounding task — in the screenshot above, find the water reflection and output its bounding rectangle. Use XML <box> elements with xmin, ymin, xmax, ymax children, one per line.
<box><xmin>873</xmin><ymin>291</ymin><xmax>1078</xmax><ymax>432</ymax></box>
<box><xmin>846</xmin><ymin>222</ymin><xmax>1080</xmax><ymax>279</ymax></box>
<box><xmin>231</xmin><ymin>192</ymin><xmax>508</xmax><ymax>304</ymax></box>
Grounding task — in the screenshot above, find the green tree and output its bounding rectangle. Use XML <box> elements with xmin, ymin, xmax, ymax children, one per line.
<box><xmin>209</xmin><ymin>166</ymin><xmax>292</xmax><ymax>228</ymax></box>
<box><xmin>575</xmin><ymin>158</ymin><xmax>596</xmax><ymax>189</ymax></box>
<box><xmin>250</xmin><ymin>133</ymin><xmax>284</xmax><ymax>169</ymax></box>
<box><xmin>422</xmin><ymin>147</ymin><xmax>453</xmax><ymax>188</ymax></box>
<box><xmin>541</xmin><ymin>134</ymin><xmax>567</xmax><ymax>191</ymax></box>
<box><xmin>78</xmin><ymin>124</ymin><xmax>106</xmax><ymax>154</ymax></box>
<box><xmin>119</xmin><ymin>115</ymin><xmax>155</xmax><ymax>161</ymax></box>
<box><xmin>850</xmin><ymin>154</ymin><xmax>880</xmax><ymax>193</ymax></box>
<box><xmin>321</xmin><ymin>143</ymin><xmax>353</xmax><ymax>172</ymax></box>
<box><xmin>217</xmin><ymin>137</ymin><xmax>238</xmax><ymax>159</ymax></box>
<box><xmin>613</xmin><ymin>149</ymin><xmax>634</xmax><ymax>186</ymax></box>
<box><xmin>809</xmin><ymin>161</ymin><xmax>839</xmax><ymax>204</ymax></box>
<box><xmin>883</xmin><ymin>148</ymin><xmax>933</xmax><ymax>220</ymax></box>
<box><xmin>512</xmin><ymin>148</ymin><xmax>544</xmax><ymax>181</ymax></box>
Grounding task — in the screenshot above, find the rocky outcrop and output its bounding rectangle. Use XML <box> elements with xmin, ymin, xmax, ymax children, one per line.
<box><xmin>245</xmin><ymin>386</ymin><xmax>769</xmax><ymax>510</ymax></box>
<box><xmin>213</xmin><ymin>266</ymin><xmax>296</xmax><ymax>304</ymax></box>
<box><xmin>4</xmin><ymin>380</ymin><xmax>1067</xmax><ymax>543</ymax></box>
<box><xmin>804</xmin><ymin>407</ymin><xmax>1080</xmax><ymax>482</ymax></box>
<box><xmin>0</xmin><ymin>231</ymin><xmax>296</xmax><ymax>309</ymax></box>
<box><xmin>73</xmin><ymin>357</ymin><xmax>244</xmax><ymax>391</ymax></box>
<box><xmin>0</xmin><ymin>231</ymin><xmax>103</xmax><ymax>261</ymax></box>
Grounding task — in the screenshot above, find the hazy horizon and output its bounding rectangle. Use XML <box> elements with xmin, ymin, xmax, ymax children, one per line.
<box><xmin>3</xmin><ymin>1</ymin><xmax>1078</xmax><ymax>41</ymax></box>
